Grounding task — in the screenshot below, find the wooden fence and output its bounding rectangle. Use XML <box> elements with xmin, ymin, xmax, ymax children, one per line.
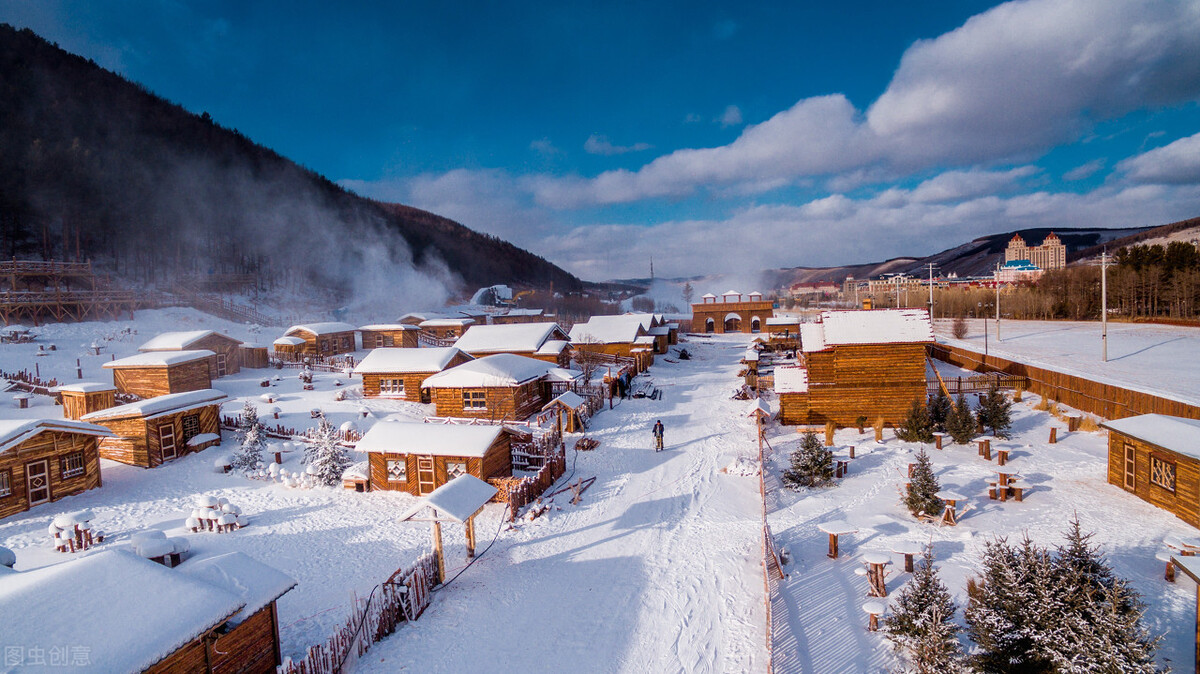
<box><xmin>270</xmin><ymin>353</ymin><xmax>357</xmax><ymax>372</ymax></box>
<box><xmin>220</xmin><ymin>415</ymin><xmax>362</xmax><ymax>445</ymax></box>
<box><xmin>0</xmin><ymin>368</ymin><xmax>60</xmax><ymax>395</ymax></box>
<box><xmin>929</xmin><ymin>343</ymin><xmax>1200</xmax><ymax>421</ymax></box>
<box><xmin>926</xmin><ymin>371</ymin><xmax>1026</xmax><ymax>397</ymax></box>
<box><xmin>491</xmin><ymin>451</ymin><xmax>567</xmax><ymax>520</ymax></box>
<box><xmin>279</xmin><ymin>551</ymin><xmax>439</xmax><ymax>674</ymax></box>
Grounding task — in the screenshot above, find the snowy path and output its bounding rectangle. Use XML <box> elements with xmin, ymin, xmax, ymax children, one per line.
<box><xmin>360</xmin><ymin>336</ymin><xmax>767</xmax><ymax>673</ymax></box>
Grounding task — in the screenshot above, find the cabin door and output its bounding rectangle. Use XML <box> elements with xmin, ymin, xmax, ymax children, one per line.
<box><xmin>216</xmin><ymin>353</ymin><xmax>227</xmax><ymax>377</ymax></box>
<box><xmin>26</xmin><ymin>459</ymin><xmax>50</xmax><ymax>505</ymax></box>
<box><xmin>416</xmin><ymin>457</ymin><xmax>436</xmax><ymax>495</ymax></box>
<box><xmin>160</xmin><ymin>423</ymin><xmax>178</xmax><ymax>461</ymax></box>
<box><xmin>1123</xmin><ymin>442</ymin><xmax>1136</xmax><ymax>490</ymax></box>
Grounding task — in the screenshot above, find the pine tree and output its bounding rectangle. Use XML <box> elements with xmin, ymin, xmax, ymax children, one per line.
<box><xmin>782</xmin><ymin>431</ymin><xmax>834</xmax><ymax>488</ymax></box>
<box><xmin>306</xmin><ymin>414</ymin><xmax>351</xmax><ymax>486</ymax></box>
<box><xmin>896</xmin><ymin>398</ymin><xmax>934</xmax><ymax>443</ymax></box>
<box><xmin>927</xmin><ymin>388</ymin><xmax>953</xmax><ymax>433</ymax></box>
<box><xmin>946</xmin><ymin>393</ymin><xmax>976</xmax><ymax>445</ymax></box>
<box><xmin>904</xmin><ymin>449</ymin><xmax>942</xmax><ymax>519</ymax></box>
<box><xmin>885</xmin><ymin>545</ymin><xmax>962</xmax><ymax>673</ymax></box>
<box><xmin>965</xmin><ymin>536</ymin><xmax>1057</xmax><ymax>674</ymax></box>
<box><xmin>976</xmin><ymin>382</ymin><xmax>1013</xmax><ymax>439</ymax></box>
<box><xmin>232</xmin><ymin>401</ymin><xmax>265</xmax><ymax>471</ymax></box>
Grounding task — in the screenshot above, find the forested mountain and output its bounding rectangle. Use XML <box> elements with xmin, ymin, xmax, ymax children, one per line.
<box><xmin>0</xmin><ymin>24</ymin><xmax>581</xmax><ymax>305</ymax></box>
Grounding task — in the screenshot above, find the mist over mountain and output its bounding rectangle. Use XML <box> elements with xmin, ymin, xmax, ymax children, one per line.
<box><xmin>0</xmin><ymin>25</ymin><xmax>580</xmax><ymax>315</ymax></box>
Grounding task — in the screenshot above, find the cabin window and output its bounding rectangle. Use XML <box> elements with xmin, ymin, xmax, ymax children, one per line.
<box><xmin>386</xmin><ymin>459</ymin><xmax>407</xmax><ymax>482</ymax></box>
<box><xmin>216</xmin><ymin>353</ymin><xmax>227</xmax><ymax>377</ymax></box>
<box><xmin>0</xmin><ymin>469</ymin><xmax>11</xmax><ymax>497</ymax></box>
<box><xmin>446</xmin><ymin>461</ymin><xmax>467</xmax><ymax>479</ymax></box>
<box><xmin>60</xmin><ymin>452</ymin><xmax>86</xmax><ymax>479</ymax></box>
<box><xmin>1150</xmin><ymin>454</ymin><xmax>1176</xmax><ymax>493</ymax></box>
<box><xmin>463</xmin><ymin>390</ymin><xmax>487</xmax><ymax>409</ymax></box>
<box><xmin>383</xmin><ymin>335</ymin><xmax>394</xmax><ymax>347</ymax></box>
<box><xmin>340</xmin><ymin>336</ymin><xmax>352</xmax><ymax>350</ymax></box>
<box><xmin>181</xmin><ymin>414</ymin><xmax>201</xmax><ymax>443</ymax></box>
<box><xmin>380</xmin><ymin>378</ymin><xmax>405</xmax><ymax>395</ymax></box>
<box><xmin>320</xmin><ymin>339</ymin><xmax>331</xmax><ymax>352</ymax></box>
<box><xmin>374</xmin><ymin>334</ymin><xmax>385</xmax><ymax>348</ymax></box>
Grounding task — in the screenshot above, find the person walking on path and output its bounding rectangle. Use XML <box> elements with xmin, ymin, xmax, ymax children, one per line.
<box><xmin>652</xmin><ymin>419</ymin><xmax>665</xmax><ymax>452</ymax></box>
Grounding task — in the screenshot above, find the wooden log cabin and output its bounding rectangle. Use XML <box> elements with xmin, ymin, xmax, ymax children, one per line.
<box><xmin>419</xmin><ymin>317</ymin><xmax>475</xmax><ymax>340</ymax></box>
<box><xmin>0</xmin><ymin>419</ymin><xmax>111</xmax><ymax>521</ymax></box>
<box><xmin>765</xmin><ymin>316</ymin><xmax>802</xmax><ymax>350</ymax></box>
<box><xmin>139</xmin><ymin>330</ymin><xmax>244</xmax><ymax>377</ymax></box>
<box><xmin>422</xmin><ymin>353</ymin><xmax>571</xmax><ymax>421</ymax></box>
<box><xmin>359</xmin><ymin>323</ymin><xmax>420</xmax><ymax>349</ymax></box>
<box><xmin>81</xmin><ymin>389</ymin><xmax>228</xmax><ymax>468</ymax></box>
<box><xmin>775</xmin><ymin>365</ymin><xmax>811</xmax><ymax>425</ymax></box>
<box><xmin>278</xmin><ymin>322</ymin><xmax>358</xmax><ymax>358</ymax></box>
<box><xmin>0</xmin><ymin>549</ymin><xmax>294</xmax><ymax>673</ymax></box>
<box><xmin>691</xmin><ymin>290</ymin><xmax>775</xmax><ymax>334</ymax></box>
<box><xmin>356</xmin><ymin>417</ymin><xmax>513</xmax><ymax>496</ymax></box>
<box><xmin>778</xmin><ymin>309</ymin><xmax>934</xmax><ymax>426</ymax></box>
<box><xmin>352</xmin><ymin>347</ymin><xmax>474</xmax><ymax>403</ymax></box>
<box><xmin>1102</xmin><ymin>414</ymin><xmax>1200</xmax><ymax>528</ymax></box>
<box><xmin>568</xmin><ymin>314</ymin><xmax>652</xmax><ymax>359</ymax></box>
<box><xmin>54</xmin><ymin>382</ymin><xmax>116</xmax><ymax>420</ymax></box>
<box><xmin>452</xmin><ymin>322</ymin><xmax>571</xmax><ymax>367</ymax></box>
<box><xmin>238</xmin><ymin>343</ymin><xmax>270</xmax><ymax>369</ymax></box>
<box><xmin>490</xmin><ymin>308</ymin><xmax>545</xmax><ymax>325</ymax></box>
<box><xmin>103</xmin><ymin>350</ymin><xmax>215</xmax><ymax>398</ymax></box>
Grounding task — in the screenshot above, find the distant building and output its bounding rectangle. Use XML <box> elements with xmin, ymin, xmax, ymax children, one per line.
<box><xmin>1005</xmin><ymin>232</ymin><xmax>1066</xmax><ymax>270</ymax></box>
<box><xmin>995</xmin><ymin>259</ymin><xmax>1045</xmax><ymax>283</ymax></box>
<box><xmin>691</xmin><ymin>290</ymin><xmax>774</xmax><ymax>333</ymax></box>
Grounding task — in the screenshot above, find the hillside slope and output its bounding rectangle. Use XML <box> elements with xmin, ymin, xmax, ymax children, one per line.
<box><xmin>0</xmin><ymin>24</ymin><xmax>581</xmax><ymax>307</ymax></box>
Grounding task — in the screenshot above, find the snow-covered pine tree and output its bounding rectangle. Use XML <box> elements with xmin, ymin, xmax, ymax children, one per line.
<box><xmin>976</xmin><ymin>381</ymin><xmax>1013</xmax><ymax>439</ymax></box>
<box><xmin>896</xmin><ymin>398</ymin><xmax>934</xmax><ymax>443</ymax></box>
<box><xmin>946</xmin><ymin>393</ymin><xmax>976</xmax><ymax>445</ymax></box>
<box><xmin>904</xmin><ymin>448</ymin><xmax>942</xmax><ymax>519</ymax></box>
<box><xmin>965</xmin><ymin>536</ymin><xmax>1057</xmax><ymax>674</ymax></box>
<box><xmin>884</xmin><ymin>545</ymin><xmax>962</xmax><ymax>673</ymax></box>
<box><xmin>927</xmin><ymin>388</ymin><xmax>953</xmax><ymax>434</ymax></box>
<box><xmin>232</xmin><ymin>400</ymin><xmax>266</xmax><ymax>471</ymax></box>
<box><xmin>782</xmin><ymin>431</ymin><xmax>834</xmax><ymax>488</ymax></box>
<box><xmin>306</xmin><ymin>414</ymin><xmax>351</xmax><ymax>486</ymax></box>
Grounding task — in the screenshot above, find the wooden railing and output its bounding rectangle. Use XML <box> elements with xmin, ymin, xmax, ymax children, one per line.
<box><xmin>416</xmin><ymin>330</ymin><xmax>455</xmax><ymax>348</ymax></box>
<box><xmin>0</xmin><ymin>259</ymin><xmax>92</xmax><ymax>276</ymax></box>
<box><xmin>926</xmin><ymin>372</ymin><xmax>1026</xmax><ymax>396</ymax></box>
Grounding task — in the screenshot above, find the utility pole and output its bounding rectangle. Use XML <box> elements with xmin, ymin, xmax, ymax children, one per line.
<box><xmin>1101</xmin><ymin>250</ymin><xmax>1109</xmax><ymax>362</ymax></box>
<box><xmin>995</xmin><ymin>263</ymin><xmax>1001</xmax><ymax>342</ymax></box>
<box><xmin>926</xmin><ymin>263</ymin><xmax>936</xmax><ymax>318</ymax></box>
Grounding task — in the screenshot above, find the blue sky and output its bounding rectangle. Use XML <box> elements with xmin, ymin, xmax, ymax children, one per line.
<box><xmin>4</xmin><ymin>0</ymin><xmax>1200</xmax><ymax>281</ymax></box>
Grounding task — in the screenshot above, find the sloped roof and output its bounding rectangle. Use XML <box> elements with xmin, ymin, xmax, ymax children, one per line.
<box><xmin>52</xmin><ymin>382</ymin><xmax>117</xmax><ymax>394</ymax></box>
<box><xmin>103</xmin><ymin>350</ymin><xmax>215</xmax><ymax>368</ymax></box>
<box><xmin>81</xmin><ymin>389</ymin><xmax>229</xmax><ymax>422</ymax></box>
<box><xmin>285</xmin><ymin>322</ymin><xmax>357</xmax><ymax>336</ymax></box>
<box><xmin>352</xmin><ymin>347</ymin><xmax>471</xmax><ymax>374</ymax></box>
<box><xmin>800</xmin><ymin>323</ymin><xmax>826</xmax><ymax>353</ymax></box>
<box><xmin>1102</xmin><ymin>414</ymin><xmax>1200</xmax><ymax>460</ymax></box>
<box><xmin>0</xmin><ymin>418</ymin><xmax>113</xmax><ymax>455</ymax></box>
<box><xmin>139</xmin><ymin>330</ymin><xmax>241</xmax><ymax>351</ymax></box>
<box><xmin>543</xmin><ymin>391</ymin><xmax>587</xmax><ymax>411</ymax></box>
<box><xmin>359</xmin><ymin>323</ymin><xmax>419</xmax><ymax>331</ymax></box>
<box><xmin>568</xmin><ymin>314</ymin><xmax>648</xmax><ymax>344</ymax></box>
<box><xmin>356</xmin><ymin>417</ymin><xmax>504</xmax><ymax>458</ymax></box>
<box><xmin>813</xmin><ymin>309</ymin><xmax>934</xmax><ymax>348</ymax></box>
<box><xmin>774</xmin><ymin>366</ymin><xmax>809</xmax><ymax>394</ymax></box>
<box><xmin>273</xmin><ymin>336</ymin><xmax>307</xmax><ymax>346</ymax></box>
<box><xmin>419</xmin><ymin>318</ymin><xmax>475</xmax><ymax>328</ymax></box>
<box><xmin>536</xmin><ymin>340</ymin><xmax>570</xmax><ymax>356</ymax></box>
<box><xmin>766</xmin><ymin>316</ymin><xmax>801</xmax><ymax>326</ymax></box>
<box><xmin>422</xmin><ymin>354</ymin><xmax>558</xmax><ymax>388</ymax></box>
<box><xmin>453</xmin><ymin>322</ymin><xmax>566</xmax><ymax>354</ymax></box>
<box><xmin>178</xmin><ymin>552</ymin><xmax>296</xmax><ymax>626</ymax></box>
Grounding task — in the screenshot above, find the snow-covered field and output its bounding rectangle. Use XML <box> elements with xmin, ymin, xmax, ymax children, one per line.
<box><xmin>936</xmin><ymin>318</ymin><xmax>1200</xmax><ymax>404</ymax></box>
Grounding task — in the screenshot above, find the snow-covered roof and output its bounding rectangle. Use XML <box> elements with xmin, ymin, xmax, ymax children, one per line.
<box><xmin>52</xmin><ymin>382</ymin><xmax>117</xmax><ymax>394</ymax></box>
<box><xmin>352</xmin><ymin>347</ymin><xmax>471</xmax><ymax>374</ymax></box>
<box><xmin>502</xmin><ymin>308</ymin><xmax>543</xmax><ymax>317</ymax></box>
<box><xmin>0</xmin><ymin>418</ymin><xmax>113</xmax><ymax>455</ymax></box>
<box><xmin>103</xmin><ymin>350</ymin><xmax>215</xmax><ymax>368</ymax></box>
<box><xmin>747</xmin><ymin>398</ymin><xmax>771</xmax><ymax>417</ymax></box>
<box><xmin>700</xmin><ymin>293</ymin><xmax>717</xmax><ymax>299</ymax></box>
<box><xmin>545</xmin><ymin>367</ymin><xmax>583</xmax><ymax>383</ymax></box>
<box><xmin>649</xmin><ymin>326</ymin><xmax>670</xmax><ymax>336</ymax></box>
<box><xmin>422</xmin><ymin>354</ymin><xmax>560</xmax><ymax>388</ymax></box>
<box><xmin>742</xmin><ymin>349</ymin><xmax>759</xmax><ymax>362</ymax></box>
<box><xmin>286</xmin><ymin>322</ymin><xmax>357</xmax><ymax>336</ymax></box>
<box><xmin>178</xmin><ymin>552</ymin><xmax>297</xmax><ymax>626</ymax></box>
<box><xmin>535</xmin><ymin>340</ymin><xmax>570</xmax><ymax>355</ymax></box>
<box><xmin>419</xmin><ymin>318</ymin><xmax>475</xmax><ymax>328</ymax></box>
<box><xmin>398</xmin><ymin>311</ymin><xmax>452</xmax><ymax>323</ymax></box>
<box><xmin>359</xmin><ymin>323</ymin><xmax>419</xmax><ymax>331</ymax></box>
<box><xmin>0</xmin><ymin>324</ymin><xmax>30</xmax><ymax>333</ymax></box>
<box><xmin>568</xmin><ymin>314</ymin><xmax>648</xmax><ymax>344</ymax></box>
<box><xmin>723</xmin><ymin>290</ymin><xmax>742</xmax><ymax>296</ymax></box>
<box><xmin>766</xmin><ymin>316</ymin><xmax>801</xmax><ymax>326</ymax></box>
<box><xmin>0</xmin><ymin>550</ymin><xmax>244</xmax><ymax>672</ymax></box>
<box><xmin>544</xmin><ymin>391</ymin><xmax>587</xmax><ymax>410</ymax></box>
<box><xmin>774</xmin><ymin>366</ymin><xmax>809</xmax><ymax>394</ymax></box>
<box><xmin>81</xmin><ymin>389</ymin><xmax>229</xmax><ymax>422</ymax></box>
<box><xmin>452</xmin><ymin>322</ymin><xmax>566</xmax><ymax>354</ymax></box>
<box><xmin>273</xmin><ymin>336</ymin><xmax>307</xmax><ymax>346</ymax></box>
<box><xmin>343</xmin><ymin>460</ymin><xmax>369</xmax><ymax>481</ymax></box>
<box><xmin>139</xmin><ymin>330</ymin><xmax>241</xmax><ymax>351</ymax></box>
<box><xmin>800</xmin><ymin>323</ymin><xmax>826</xmax><ymax>353</ymax></box>
<box><xmin>405</xmin><ymin>474</ymin><xmax>498</xmax><ymax>523</ymax></box>
<box><xmin>817</xmin><ymin>309</ymin><xmax>934</xmax><ymax>347</ymax></box>
<box><xmin>634</xmin><ymin>335</ymin><xmax>656</xmax><ymax>345</ymax></box>
<box><xmin>356</xmin><ymin>417</ymin><xmax>505</xmax><ymax>458</ymax></box>
<box><xmin>1101</xmin><ymin>414</ymin><xmax>1200</xmax><ymax>460</ymax></box>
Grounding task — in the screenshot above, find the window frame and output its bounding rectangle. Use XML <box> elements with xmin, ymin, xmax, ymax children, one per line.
<box><xmin>1149</xmin><ymin>452</ymin><xmax>1177</xmax><ymax>493</ymax></box>
<box><xmin>462</xmin><ymin>389</ymin><xmax>487</xmax><ymax>409</ymax></box>
<box><xmin>0</xmin><ymin>468</ymin><xmax>11</xmax><ymax>497</ymax></box>
<box><xmin>446</xmin><ymin>461</ymin><xmax>468</xmax><ymax>479</ymax></box>
<box><xmin>386</xmin><ymin>458</ymin><xmax>407</xmax><ymax>483</ymax></box>
<box><xmin>380</xmin><ymin>378</ymin><xmax>405</xmax><ymax>395</ymax></box>
<box><xmin>181</xmin><ymin>414</ymin><xmax>201</xmax><ymax>443</ymax></box>
<box><xmin>60</xmin><ymin>451</ymin><xmax>86</xmax><ymax>480</ymax></box>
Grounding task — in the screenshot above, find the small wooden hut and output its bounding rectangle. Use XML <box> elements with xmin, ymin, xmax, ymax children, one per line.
<box><xmin>238</xmin><ymin>343</ymin><xmax>270</xmax><ymax>369</ymax></box>
<box><xmin>422</xmin><ymin>353</ymin><xmax>565</xmax><ymax>421</ymax></box>
<box><xmin>82</xmin><ymin>389</ymin><xmax>228</xmax><ymax>468</ymax></box>
<box><xmin>568</xmin><ymin>314</ymin><xmax>651</xmax><ymax>359</ymax></box>
<box><xmin>452</xmin><ymin>322</ymin><xmax>570</xmax><ymax>366</ymax></box>
<box><xmin>352</xmin><ymin>347</ymin><xmax>474</xmax><ymax>402</ymax></box>
<box><xmin>0</xmin><ymin>419</ymin><xmax>111</xmax><ymax>520</ymax></box>
<box><xmin>55</xmin><ymin>382</ymin><xmax>117</xmax><ymax>420</ymax></box>
<box><xmin>1102</xmin><ymin>414</ymin><xmax>1200</xmax><ymax>528</ymax></box>
<box><xmin>419</xmin><ymin>318</ymin><xmax>475</xmax><ymax>340</ymax></box>
<box><xmin>357</xmin><ymin>417</ymin><xmax>512</xmax><ymax>496</ymax></box>
<box><xmin>542</xmin><ymin>391</ymin><xmax>588</xmax><ymax>433</ymax></box>
<box><xmin>0</xmin><ymin>549</ymin><xmax>294</xmax><ymax>673</ymax></box>
<box><xmin>279</xmin><ymin>322</ymin><xmax>358</xmax><ymax>357</ymax></box>
<box><xmin>139</xmin><ymin>330</ymin><xmax>244</xmax><ymax>377</ymax></box>
<box><xmin>103</xmin><ymin>350</ymin><xmax>214</xmax><ymax>398</ymax></box>
<box><xmin>359</xmin><ymin>323</ymin><xmax>420</xmax><ymax>349</ymax></box>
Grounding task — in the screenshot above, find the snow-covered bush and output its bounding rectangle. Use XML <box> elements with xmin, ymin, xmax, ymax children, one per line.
<box><xmin>232</xmin><ymin>401</ymin><xmax>266</xmax><ymax>471</ymax></box>
<box><xmin>783</xmin><ymin>431</ymin><xmax>833</xmax><ymax>489</ymax></box>
<box><xmin>305</xmin><ymin>414</ymin><xmax>352</xmax><ymax>487</ymax></box>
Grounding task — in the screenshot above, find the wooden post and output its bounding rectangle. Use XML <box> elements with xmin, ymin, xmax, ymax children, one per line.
<box><xmin>903</xmin><ymin>553</ymin><xmax>914</xmax><ymax>573</ymax></box>
<box><xmin>934</xmin><ymin>434</ymin><xmax>943</xmax><ymax>450</ymax></box>
<box><xmin>432</xmin><ymin>519</ymin><xmax>445</xmax><ymax>584</ymax></box>
<box><xmin>874</xmin><ymin>418</ymin><xmax>884</xmax><ymax>443</ymax></box>
<box><xmin>849</xmin><ymin>445</ymin><xmax>855</xmax><ymax>459</ymax></box>
<box><xmin>825</xmin><ymin>421</ymin><xmax>836</xmax><ymax>447</ymax></box>
<box><xmin>1049</xmin><ymin>427</ymin><xmax>1057</xmax><ymax>444</ymax></box>
<box><xmin>828</xmin><ymin>533</ymin><xmax>839</xmax><ymax>559</ymax></box>
<box><xmin>465</xmin><ymin>516</ymin><xmax>477</xmax><ymax>560</ymax></box>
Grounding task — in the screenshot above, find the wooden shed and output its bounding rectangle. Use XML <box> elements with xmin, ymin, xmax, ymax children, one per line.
<box><xmin>359</xmin><ymin>323</ymin><xmax>420</xmax><ymax>349</ymax></box>
<box><xmin>1102</xmin><ymin>414</ymin><xmax>1200</xmax><ymax>528</ymax></box>
<box><xmin>238</xmin><ymin>343</ymin><xmax>270</xmax><ymax>369</ymax></box>
<box><xmin>55</xmin><ymin>382</ymin><xmax>117</xmax><ymax>420</ymax></box>
<box><xmin>139</xmin><ymin>330</ymin><xmax>244</xmax><ymax>377</ymax></box>
<box><xmin>356</xmin><ymin>417</ymin><xmax>512</xmax><ymax>496</ymax></box>
<box><xmin>422</xmin><ymin>353</ymin><xmax>564</xmax><ymax>421</ymax></box>
<box><xmin>0</xmin><ymin>419</ymin><xmax>111</xmax><ymax>521</ymax></box>
<box><xmin>103</xmin><ymin>350</ymin><xmax>215</xmax><ymax>399</ymax></box>
<box><xmin>691</xmin><ymin>290</ymin><xmax>775</xmax><ymax>334</ymax></box>
<box><xmin>0</xmin><ymin>549</ymin><xmax>294</xmax><ymax>674</ymax></box>
<box><xmin>452</xmin><ymin>322</ymin><xmax>571</xmax><ymax>366</ymax></box>
<box><xmin>82</xmin><ymin>389</ymin><xmax>228</xmax><ymax>468</ymax></box>
<box><xmin>352</xmin><ymin>347</ymin><xmax>474</xmax><ymax>403</ymax></box>
<box><xmin>419</xmin><ymin>318</ymin><xmax>475</xmax><ymax>340</ymax></box>
<box><xmin>775</xmin><ymin>365</ymin><xmax>811</xmax><ymax>426</ymax></box>
<box><xmin>778</xmin><ymin>309</ymin><xmax>933</xmax><ymax>426</ymax></box>
<box><xmin>279</xmin><ymin>322</ymin><xmax>358</xmax><ymax>358</ymax></box>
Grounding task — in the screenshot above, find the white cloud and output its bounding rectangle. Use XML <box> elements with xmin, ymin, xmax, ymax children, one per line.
<box><xmin>583</xmin><ymin>134</ymin><xmax>653</xmax><ymax>156</ymax></box>
<box><xmin>909</xmin><ymin>166</ymin><xmax>1038</xmax><ymax>203</ymax></box>
<box><xmin>1063</xmin><ymin>159</ymin><xmax>1106</xmax><ymax>181</ymax></box>
<box><xmin>530</xmin><ymin>137</ymin><xmax>562</xmax><ymax>156</ymax></box>
<box><xmin>1117</xmin><ymin>131</ymin><xmax>1200</xmax><ymax>184</ymax></box>
<box><xmin>718</xmin><ymin>105</ymin><xmax>743</xmax><ymax>127</ymax></box>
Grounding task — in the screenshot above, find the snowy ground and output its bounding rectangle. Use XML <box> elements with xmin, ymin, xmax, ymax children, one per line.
<box><xmin>935</xmin><ymin>318</ymin><xmax>1200</xmax><ymax>405</ymax></box>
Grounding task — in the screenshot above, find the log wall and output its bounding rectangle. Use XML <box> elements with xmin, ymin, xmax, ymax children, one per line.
<box><xmin>95</xmin><ymin>405</ymin><xmax>220</xmax><ymax>468</ymax></box>
<box><xmin>780</xmin><ymin>343</ymin><xmax>927</xmax><ymax>425</ymax></box>
<box><xmin>61</xmin><ymin>390</ymin><xmax>115</xmax><ymax>420</ymax></box>
<box><xmin>188</xmin><ymin>334</ymin><xmax>243</xmax><ymax>376</ymax></box>
<box><xmin>239</xmin><ymin>346</ymin><xmax>270</xmax><ymax>369</ymax></box>
<box><xmin>1107</xmin><ymin>431</ymin><xmax>1200</xmax><ymax>528</ymax></box>
<box><xmin>361</xmin><ymin>329</ymin><xmax>419</xmax><ymax>349</ymax></box>
<box><xmin>208</xmin><ymin>603</ymin><xmax>282</xmax><ymax>674</ymax></box>
<box><xmin>0</xmin><ymin>432</ymin><xmax>102</xmax><ymax>520</ymax></box>
<box><xmin>429</xmin><ymin>381</ymin><xmax>546</xmax><ymax>421</ymax></box>
<box><xmin>367</xmin><ymin>433</ymin><xmax>511</xmax><ymax>496</ymax></box>
<box><xmin>112</xmin><ymin>359</ymin><xmax>213</xmax><ymax>398</ymax></box>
